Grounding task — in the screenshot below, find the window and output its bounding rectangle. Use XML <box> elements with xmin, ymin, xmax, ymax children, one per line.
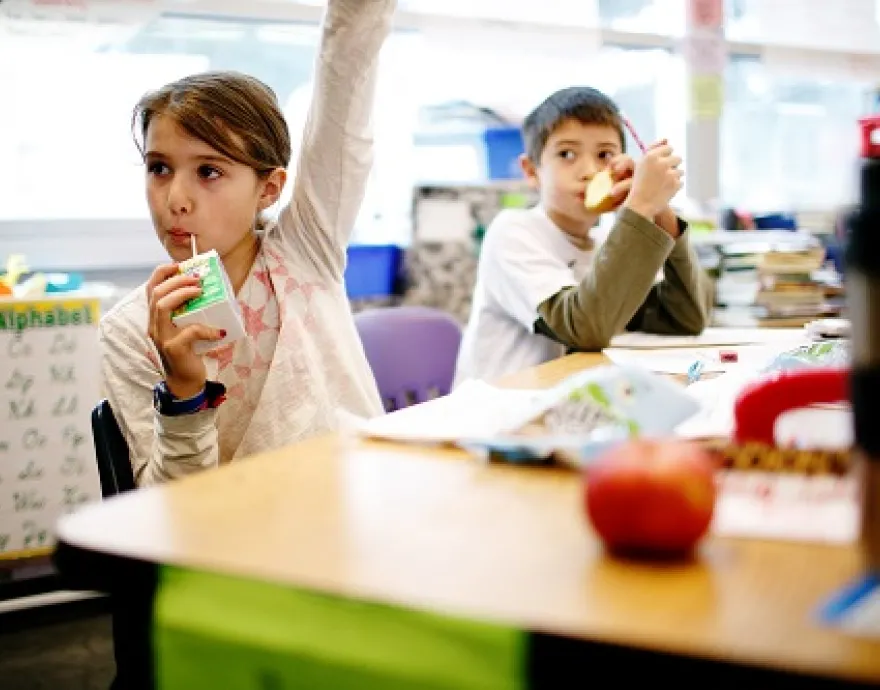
<box><xmin>4</xmin><ymin>1</ymin><xmax>876</xmax><ymax>270</ymax></box>
<box><xmin>0</xmin><ymin>16</ymin><xmax>319</xmax><ymax>223</ymax></box>
<box><xmin>721</xmin><ymin>56</ymin><xmax>870</xmax><ymax>212</ymax></box>
<box><xmin>0</xmin><ymin>12</ymin><xmax>417</xmax><ymax>263</ymax></box>
<box><xmin>597</xmin><ymin>0</ymin><xmax>685</xmax><ymax>36</ymax></box>
<box><xmin>399</xmin><ymin>0</ymin><xmax>684</xmax><ymax>34</ymax></box>
<box><xmin>407</xmin><ymin>27</ymin><xmax>686</xmax><ymax>201</ymax></box>
<box><xmin>725</xmin><ymin>0</ymin><xmax>880</xmax><ymax>54</ymax></box>
<box><xmin>398</xmin><ymin>0</ymin><xmax>600</xmax><ymax>27</ymax></box>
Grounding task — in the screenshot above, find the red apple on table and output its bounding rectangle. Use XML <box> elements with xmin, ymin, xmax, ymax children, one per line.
<box><xmin>584</xmin><ymin>439</ymin><xmax>717</xmax><ymax>558</ymax></box>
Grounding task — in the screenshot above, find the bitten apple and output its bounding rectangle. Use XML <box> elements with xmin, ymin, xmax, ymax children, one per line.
<box><xmin>584</xmin><ymin>439</ymin><xmax>717</xmax><ymax>557</ymax></box>
<box><xmin>584</xmin><ymin>170</ymin><xmax>618</xmax><ymax>213</ymax></box>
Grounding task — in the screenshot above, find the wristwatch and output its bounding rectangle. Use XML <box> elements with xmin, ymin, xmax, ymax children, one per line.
<box><xmin>153</xmin><ymin>380</ymin><xmax>227</xmax><ymax>417</ymax></box>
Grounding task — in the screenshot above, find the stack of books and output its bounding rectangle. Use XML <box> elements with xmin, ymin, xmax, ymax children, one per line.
<box><xmin>712</xmin><ymin>240</ymin><xmax>844</xmax><ymax>328</ymax></box>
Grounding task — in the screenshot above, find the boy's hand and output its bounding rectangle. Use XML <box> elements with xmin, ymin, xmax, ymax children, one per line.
<box><xmin>622</xmin><ymin>142</ymin><xmax>683</xmax><ymax>221</ymax></box>
<box><xmin>653</xmin><ymin>207</ymin><xmax>682</xmax><ymax>238</ymax></box>
<box><xmin>146</xmin><ymin>264</ymin><xmax>225</xmax><ymax>400</ymax></box>
<box><xmin>595</xmin><ymin>154</ymin><xmax>634</xmax><ymax>211</ymax></box>
<box><xmin>606</xmin><ymin>145</ymin><xmax>683</xmax><ymax>237</ymax></box>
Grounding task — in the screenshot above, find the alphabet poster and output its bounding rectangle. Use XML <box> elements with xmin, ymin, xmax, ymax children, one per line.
<box><xmin>0</xmin><ymin>297</ymin><xmax>102</xmax><ymax>560</ymax></box>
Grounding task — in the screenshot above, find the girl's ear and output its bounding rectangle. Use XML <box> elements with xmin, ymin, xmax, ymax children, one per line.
<box><xmin>257</xmin><ymin>167</ymin><xmax>287</xmax><ymax>211</ymax></box>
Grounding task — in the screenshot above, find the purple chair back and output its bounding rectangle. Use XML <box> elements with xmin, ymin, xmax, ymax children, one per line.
<box><xmin>355</xmin><ymin>306</ymin><xmax>463</xmax><ymax>412</ymax></box>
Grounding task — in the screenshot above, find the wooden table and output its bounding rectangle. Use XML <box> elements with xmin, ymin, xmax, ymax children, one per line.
<box><xmin>54</xmin><ymin>353</ymin><xmax>879</xmax><ymax>688</ymax></box>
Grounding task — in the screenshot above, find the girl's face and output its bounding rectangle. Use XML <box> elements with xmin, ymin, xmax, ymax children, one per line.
<box><xmin>144</xmin><ymin>114</ymin><xmax>283</xmax><ymax>263</ymax></box>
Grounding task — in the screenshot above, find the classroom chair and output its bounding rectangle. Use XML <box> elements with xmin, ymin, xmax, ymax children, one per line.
<box><xmin>354</xmin><ymin>306</ymin><xmax>462</xmax><ymax>412</ymax></box>
<box><xmin>91</xmin><ymin>399</ymin><xmax>136</xmax><ymax>497</ymax></box>
<box><xmin>88</xmin><ymin>400</ymin><xmax>150</xmax><ymax>690</ymax></box>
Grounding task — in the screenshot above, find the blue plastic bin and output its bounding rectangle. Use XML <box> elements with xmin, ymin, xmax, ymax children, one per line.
<box><xmin>483</xmin><ymin>127</ymin><xmax>525</xmax><ymax>180</ymax></box>
<box><xmin>344</xmin><ymin>244</ymin><xmax>403</xmax><ymax>299</ymax></box>
<box><xmin>754</xmin><ymin>213</ymin><xmax>797</xmax><ymax>231</ymax></box>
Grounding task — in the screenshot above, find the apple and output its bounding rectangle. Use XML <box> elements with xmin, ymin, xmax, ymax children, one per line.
<box><xmin>584</xmin><ymin>170</ymin><xmax>618</xmax><ymax>213</ymax></box>
<box><xmin>584</xmin><ymin>439</ymin><xmax>717</xmax><ymax>557</ymax></box>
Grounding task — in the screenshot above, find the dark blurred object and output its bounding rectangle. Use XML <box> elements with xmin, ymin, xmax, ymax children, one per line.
<box><xmin>848</xmin><ymin>113</ymin><xmax>880</xmax><ymax>571</ymax></box>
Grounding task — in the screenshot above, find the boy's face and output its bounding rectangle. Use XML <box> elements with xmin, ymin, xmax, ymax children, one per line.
<box><xmin>520</xmin><ymin>119</ymin><xmax>623</xmax><ymax>232</ymax></box>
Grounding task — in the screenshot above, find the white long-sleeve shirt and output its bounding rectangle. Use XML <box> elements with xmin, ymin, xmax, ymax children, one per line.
<box><xmin>100</xmin><ymin>0</ymin><xmax>393</xmax><ymax>486</ymax></box>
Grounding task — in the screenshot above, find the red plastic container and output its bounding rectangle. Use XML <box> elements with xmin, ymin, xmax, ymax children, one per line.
<box><xmin>733</xmin><ymin>368</ymin><xmax>849</xmax><ymax>446</ymax></box>
<box><xmin>859</xmin><ymin>115</ymin><xmax>880</xmax><ymax>158</ymax></box>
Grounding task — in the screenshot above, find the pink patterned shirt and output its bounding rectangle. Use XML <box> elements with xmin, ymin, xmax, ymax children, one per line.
<box><xmin>99</xmin><ymin>0</ymin><xmax>391</xmax><ymax>486</ymax></box>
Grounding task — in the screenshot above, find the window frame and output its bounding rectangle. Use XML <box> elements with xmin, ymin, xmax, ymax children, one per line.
<box><xmin>2</xmin><ymin>0</ymin><xmax>879</xmax><ymax>270</ymax></box>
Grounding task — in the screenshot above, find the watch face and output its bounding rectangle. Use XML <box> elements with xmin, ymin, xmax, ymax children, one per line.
<box><xmin>153</xmin><ymin>382</ymin><xmax>171</xmax><ymax>414</ymax></box>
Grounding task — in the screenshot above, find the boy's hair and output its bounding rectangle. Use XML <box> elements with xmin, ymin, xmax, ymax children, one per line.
<box><xmin>133</xmin><ymin>71</ymin><xmax>292</xmax><ymax>178</ymax></box>
<box><xmin>522</xmin><ymin>86</ymin><xmax>625</xmax><ymax>163</ymax></box>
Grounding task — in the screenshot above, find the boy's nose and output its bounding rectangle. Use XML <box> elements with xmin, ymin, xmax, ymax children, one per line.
<box><xmin>580</xmin><ymin>160</ymin><xmax>600</xmax><ymax>181</ymax></box>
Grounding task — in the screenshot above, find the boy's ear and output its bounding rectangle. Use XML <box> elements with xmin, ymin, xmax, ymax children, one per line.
<box><xmin>257</xmin><ymin>167</ymin><xmax>288</xmax><ymax>211</ymax></box>
<box><xmin>519</xmin><ymin>154</ymin><xmax>540</xmax><ymax>189</ymax></box>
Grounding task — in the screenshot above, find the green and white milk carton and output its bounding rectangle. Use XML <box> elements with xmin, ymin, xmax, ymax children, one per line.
<box><xmin>172</xmin><ymin>250</ymin><xmax>245</xmax><ymax>355</ymax></box>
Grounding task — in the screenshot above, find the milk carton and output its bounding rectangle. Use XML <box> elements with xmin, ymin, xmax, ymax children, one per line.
<box><xmin>172</xmin><ymin>250</ymin><xmax>245</xmax><ymax>355</ymax></box>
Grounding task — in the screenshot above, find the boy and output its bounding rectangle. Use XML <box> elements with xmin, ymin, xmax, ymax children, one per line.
<box><xmin>454</xmin><ymin>86</ymin><xmax>713</xmax><ymax>385</ymax></box>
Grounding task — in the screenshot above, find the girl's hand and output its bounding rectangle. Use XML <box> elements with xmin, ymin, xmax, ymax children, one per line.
<box><xmin>146</xmin><ymin>264</ymin><xmax>225</xmax><ymax>399</ymax></box>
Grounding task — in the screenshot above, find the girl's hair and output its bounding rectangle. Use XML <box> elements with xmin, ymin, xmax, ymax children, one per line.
<box><xmin>133</xmin><ymin>71</ymin><xmax>292</xmax><ymax>230</ymax></box>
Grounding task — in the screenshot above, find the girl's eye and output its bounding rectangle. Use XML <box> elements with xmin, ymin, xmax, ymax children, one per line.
<box><xmin>198</xmin><ymin>165</ymin><xmax>222</xmax><ymax>180</ymax></box>
<box><xmin>558</xmin><ymin>150</ymin><xmax>576</xmax><ymax>161</ymax></box>
<box><xmin>147</xmin><ymin>161</ymin><xmax>170</xmax><ymax>176</ymax></box>
<box><xmin>598</xmin><ymin>150</ymin><xmax>615</xmax><ymax>162</ymax></box>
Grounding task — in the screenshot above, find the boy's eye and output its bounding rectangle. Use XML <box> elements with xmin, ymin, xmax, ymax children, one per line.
<box><xmin>147</xmin><ymin>161</ymin><xmax>170</xmax><ymax>176</ymax></box>
<box><xmin>197</xmin><ymin>165</ymin><xmax>222</xmax><ymax>180</ymax></box>
<box><xmin>558</xmin><ymin>150</ymin><xmax>576</xmax><ymax>161</ymax></box>
<box><xmin>598</xmin><ymin>151</ymin><xmax>615</xmax><ymax>162</ymax></box>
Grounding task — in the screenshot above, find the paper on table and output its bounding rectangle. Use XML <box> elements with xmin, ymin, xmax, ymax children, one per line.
<box><xmin>609</xmin><ymin>327</ymin><xmax>805</xmax><ymax>349</ymax></box>
<box><xmin>350</xmin><ymin>365</ymin><xmax>701</xmax><ymax>449</ymax></box>
<box><xmin>675</xmin><ymin>365</ymin><xmax>853</xmax><ymax>444</ymax></box>
<box><xmin>604</xmin><ymin>347</ymin><xmax>724</xmax><ymax>375</ymax></box>
<box><xmin>674</xmin><ymin>368</ymin><xmax>757</xmax><ymax>438</ymax></box>
<box><xmin>349</xmin><ymin>380</ymin><xmax>555</xmax><ymax>444</ymax></box>
<box><xmin>712</xmin><ymin>471</ymin><xmax>859</xmax><ymax>545</ymax></box>
<box><xmin>603</xmin><ymin>345</ymin><xmax>784</xmax><ymax>376</ymax></box>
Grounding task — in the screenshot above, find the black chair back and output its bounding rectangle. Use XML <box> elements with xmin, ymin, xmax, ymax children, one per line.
<box><xmin>91</xmin><ymin>399</ymin><xmax>135</xmax><ymax>497</ymax></box>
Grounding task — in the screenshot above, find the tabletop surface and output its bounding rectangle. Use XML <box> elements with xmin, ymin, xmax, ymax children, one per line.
<box><xmin>57</xmin><ymin>352</ymin><xmax>880</xmax><ymax>683</ymax></box>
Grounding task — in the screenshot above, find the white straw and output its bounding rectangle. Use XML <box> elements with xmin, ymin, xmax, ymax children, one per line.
<box><xmin>191</xmin><ymin>234</ymin><xmax>197</xmax><ymax>258</ymax></box>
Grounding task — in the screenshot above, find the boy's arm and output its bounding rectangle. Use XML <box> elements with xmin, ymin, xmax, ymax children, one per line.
<box><xmin>625</xmin><ymin>218</ymin><xmax>714</xmax><ymax>335</ymax></box>
<box><xmin>100</xmin><ymin>320</ymin><xmax>219</xmax><ymax>487</ymax></box>
<box><xmin>535</xmin><ymin>207</ymin><xmax>676</xmax><ymax>350</ymax></box>
<box><xmin>279</xmin><ymin>0</ymin><xmax>396</xmax><ymax>281</ymax></box>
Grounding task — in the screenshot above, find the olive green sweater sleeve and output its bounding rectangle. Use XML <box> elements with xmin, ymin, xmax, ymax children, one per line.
<box><xmin>536</xmin><ymin>207</ymin><xmax>713</xmax><ymax>351</ymax></box>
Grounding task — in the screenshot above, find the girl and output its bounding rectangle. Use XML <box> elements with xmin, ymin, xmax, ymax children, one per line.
<box><xmin>100</xmin><ymin>0</ymin><xmax>396</xmax><ymax>486</ymax></box>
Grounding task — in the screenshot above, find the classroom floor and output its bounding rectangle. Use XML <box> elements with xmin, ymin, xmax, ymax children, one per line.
<box><xmin>0</xmin><ymin>598</ymin><xmax>115</xmax><ymax>690</ymax></box>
